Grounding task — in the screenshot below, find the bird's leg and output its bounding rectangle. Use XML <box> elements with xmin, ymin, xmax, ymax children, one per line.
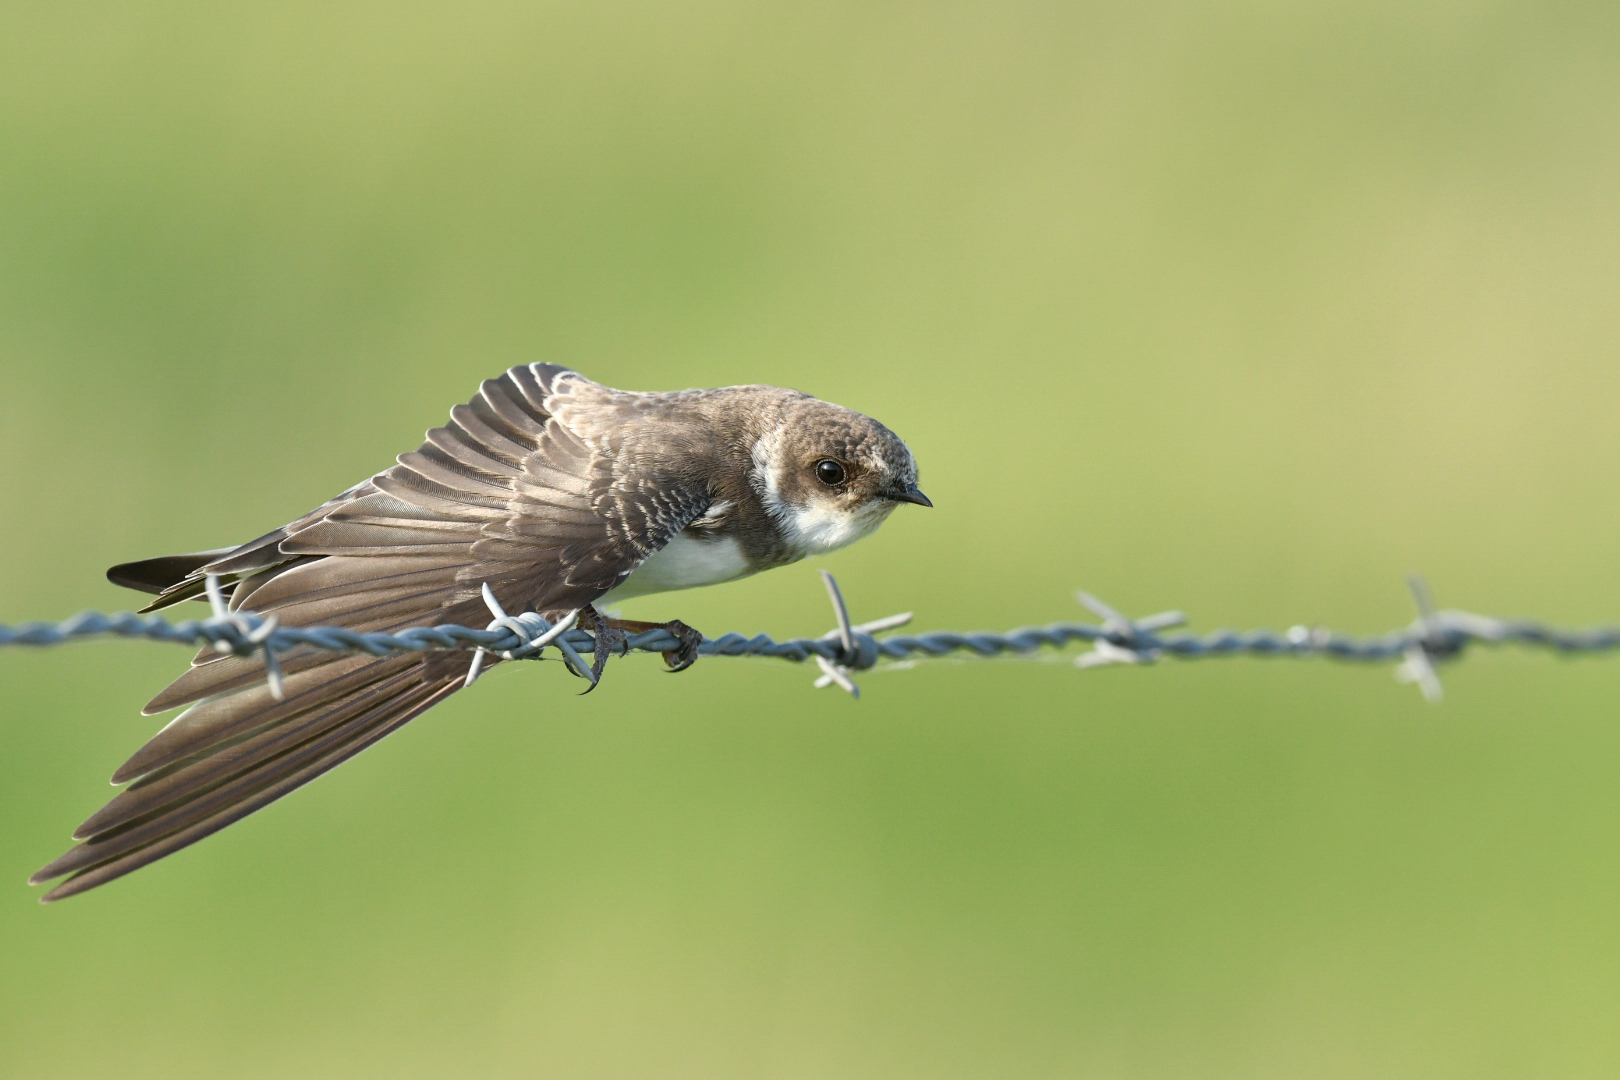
<box><xmin>594</xmin><ymin>615</ymin><xmax>705</xmax><ymax>673</ymax></box>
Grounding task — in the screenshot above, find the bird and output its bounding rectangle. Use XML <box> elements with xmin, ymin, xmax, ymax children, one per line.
<box><xmin>30</xmin><ymin>363</ymin><xmax>929</xmax><ymax>901</ymax></box>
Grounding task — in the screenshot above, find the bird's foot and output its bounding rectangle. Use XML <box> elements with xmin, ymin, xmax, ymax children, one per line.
<box><xmin>655</xmin><ymin>619</ymin><xmax>704</xmax><ymax>672</ymax></box>
<box><xmin>575</xmin><ymin>610</ymin><xmax>704</xmax><ymax>685</ymax></box>
<box><xmin>591</xmin><ymin>615</ymin><xmax>704</xmax><ymax>672</ymax></box>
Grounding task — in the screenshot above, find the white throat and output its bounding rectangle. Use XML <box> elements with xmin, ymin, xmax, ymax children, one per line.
<box><xmin>774</xmin><ymin>499</ymin><xmax>894</xmax><ymax>556</ymax></box>
<box><xmin>751</xmin><ymin>425</ymin><xmax>895</xmax><ymax>558</ymax></box>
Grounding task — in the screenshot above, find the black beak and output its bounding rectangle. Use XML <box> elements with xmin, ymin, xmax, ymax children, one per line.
<box><xmin>889</xmin><ymin>485</ymin><xmax>933</xmax><ymax>507</ymax></box>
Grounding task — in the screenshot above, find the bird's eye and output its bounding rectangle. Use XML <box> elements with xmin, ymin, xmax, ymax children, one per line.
<box><xmin>814</xmin><ymin>459</ymin><xmax>846</xmax><ymax>486</ymax></box>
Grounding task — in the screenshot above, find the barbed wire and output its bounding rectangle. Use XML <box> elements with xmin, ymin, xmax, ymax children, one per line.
<box><xmin>1</xmin><ymin>571</ymin><xmax>1617</xmax><ymax>701</ymax></box>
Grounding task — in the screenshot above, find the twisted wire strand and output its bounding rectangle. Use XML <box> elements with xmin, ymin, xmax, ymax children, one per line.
<box><xmin>2</xmin><ymin>573</ymin><xmax>1618</xmax><ymax>700</ymax></box>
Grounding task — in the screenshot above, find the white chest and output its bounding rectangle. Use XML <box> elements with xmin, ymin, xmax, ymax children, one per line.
<box><xmin>597</xmin><ymin>532</ymin><xmax>752</xmax><ymax>606</ymax></box>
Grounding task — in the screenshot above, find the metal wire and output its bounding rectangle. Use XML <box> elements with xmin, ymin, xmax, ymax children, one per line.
<box><xmin>1</xmin><ymin>573</ymin><xmax>1617</xmax><ymax>700</ymax></box>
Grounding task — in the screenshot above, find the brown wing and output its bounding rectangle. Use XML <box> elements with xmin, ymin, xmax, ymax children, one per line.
<box><xmin>34</xmin><ymin>364</ymin><xmax>712</xmax><ymax>901</ymax></box>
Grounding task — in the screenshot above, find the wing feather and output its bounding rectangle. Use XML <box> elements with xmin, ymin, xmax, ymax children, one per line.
<box><xmin>42</xmin><ymin>364</ymin><xmax>715</xmax><ymax>899</ymax></box>
<box><xmin>38</xmin><ymin>674</ymin><xmax>463</xmax><ymax>902</ymax></box>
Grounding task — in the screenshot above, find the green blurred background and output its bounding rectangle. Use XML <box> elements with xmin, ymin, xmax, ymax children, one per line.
<box><xmin>4</xmin><ymin>2</ymin><xmax>1620</xmax><ymax>1076</ymax></box>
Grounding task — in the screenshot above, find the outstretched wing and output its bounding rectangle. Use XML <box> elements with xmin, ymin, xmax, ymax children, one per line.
<box><xmin>34</xmin><ymin>364</ymin><xmax>712</xmax><ymax>901</ymax></box>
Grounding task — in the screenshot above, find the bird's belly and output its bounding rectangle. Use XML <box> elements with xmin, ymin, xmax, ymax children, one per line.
<box><xmin>597</xmin><ymin>533</ymin><xmax>752</xmax><ymax>606</ymax></box>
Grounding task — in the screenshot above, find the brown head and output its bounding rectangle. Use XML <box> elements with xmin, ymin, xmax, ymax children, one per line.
<box><xmin>748</xmin><ymin>393</ymin><xmax>930</xmax><ymax>558</ymax></box>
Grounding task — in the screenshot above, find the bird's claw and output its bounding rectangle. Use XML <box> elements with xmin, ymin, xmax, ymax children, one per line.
<box><xmin>581</xmin><ymin>620</ymin><xmax>628</xmax><ymax>693</ymax></box>
<box><xmin>659</xmin><ymin>619</ymin><xmax>703</xmax><ymax>673</ymax></box>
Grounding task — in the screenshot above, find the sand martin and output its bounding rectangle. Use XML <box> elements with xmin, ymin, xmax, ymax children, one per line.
<box><xmin>31</xmin><ymin>364</ymin><xmax>929</xmax><ymax>900</ymax></box>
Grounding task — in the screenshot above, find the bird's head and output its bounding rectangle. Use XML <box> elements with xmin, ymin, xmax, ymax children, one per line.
<box><xmin>751</xmin><ymin>396</ymin><xmax>929</xmax><ymax>557</ymax></box>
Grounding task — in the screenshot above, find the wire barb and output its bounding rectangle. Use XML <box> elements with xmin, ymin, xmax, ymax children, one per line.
<box><xmin>1074</xmin><ymin>591</ymin><xmax>1185</xmax><ymax>668</ymax></box>
<box><xmin>202</xmin><ymin>574</ymin><xmax>286</xmax><ymax>700</ymax></box>
<box><xmin>464</xmin><ymin>584</ymin><xmax>583</xmax><ymax>688</ymax></box>
<box><xmin>1392</xmin><ymin>574</ymin><xmax>1466</xmax><ymax>702</ymax></box>
<box><xmin>811</xmin><ymin>570</ymin><xmax>913</xmax><ymax>698</ymax></box>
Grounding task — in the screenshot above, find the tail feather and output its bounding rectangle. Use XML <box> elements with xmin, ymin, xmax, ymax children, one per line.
<box><xmin>106</xmin><ymin>550</ymin><xmax>235</xmax><ymax>596</ymax></box>
<box><xmin>105</xmin><ymin>481</ymin><xmax>383</xmax><ymax>611</ymax></box>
